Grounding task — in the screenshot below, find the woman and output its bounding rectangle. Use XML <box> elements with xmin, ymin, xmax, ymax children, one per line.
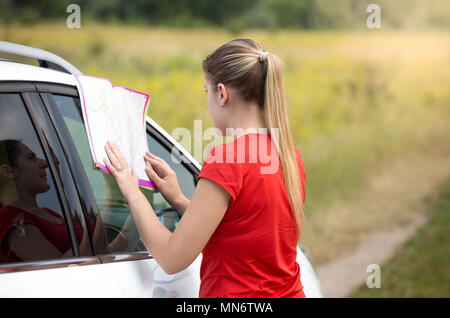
<box><xmin>0</xmin><ymin>139</ymin><xmax>91</xmax><ymax>262</ymax></box>
<box><xmin>0</xmin><ymin>139</ymin><xmax>127</xmax><ymax>262</ymax></box>
<box><xmin>104</xmin><ymin>38</ymin><xmax>306</xmax><ymax>298</ymax></box>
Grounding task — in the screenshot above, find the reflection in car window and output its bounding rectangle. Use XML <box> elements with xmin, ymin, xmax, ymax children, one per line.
<box><xmin>50</xmin><ymin>93</ymin><xmax>196</xmax><ymax>254</ymax></box>
<box><xmin>27</xmin><ymin>92</ymin><xmax>94</xmax><ymax>257</ymax></box>
<box><xmin>0</xmin><ymin>93</ymin><xmax>75</xmax><ymax>264</ymax></box>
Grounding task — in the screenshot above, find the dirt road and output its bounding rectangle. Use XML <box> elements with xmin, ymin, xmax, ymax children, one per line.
<box><xmin>313</xmin><ymin>145</ymin><xmax>450</xmax><ymax>297</ymax></box>
<box><xmin>316</xmin><ymin>213</ymin><xmax>428</xmax><ymax>297</ymax></box>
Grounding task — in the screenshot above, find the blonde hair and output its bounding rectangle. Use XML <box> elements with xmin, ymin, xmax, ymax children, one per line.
<box><xmin>202</xmin><ymin>39</ymin><xmax>304</xmax><ymax>233</ymax></box>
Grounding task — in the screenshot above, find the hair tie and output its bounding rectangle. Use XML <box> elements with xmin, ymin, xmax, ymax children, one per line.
<box><xmin>259</xmin><ymin>51</ymin><xmax>269</xmax><ymax>63</ymax></box>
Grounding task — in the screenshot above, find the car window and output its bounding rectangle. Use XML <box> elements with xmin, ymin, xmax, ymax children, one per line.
<box><xmin>0</xmin><ymin>93</ymin><xmax>81</xmax><ymax>264</ymax></box>
<box><xmin>146</xmin><ymin>134</ymin><xmax>196</xmax><ymax>200</ymax></box>
<box><xmin>146</xmin><ymin>133</ymin><xmax>197</xmax><ymax>231</ymax></box>
<box><xmin>48</xmin><ymin>93</ymin><xmax>196</xmax><ymax>254</ymax></box>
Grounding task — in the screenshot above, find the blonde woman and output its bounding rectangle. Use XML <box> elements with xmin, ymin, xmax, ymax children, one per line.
<box><xmin>104</xmin><ymin>38</ymin><xmax>306</xmax><ymax>298</ymax></box>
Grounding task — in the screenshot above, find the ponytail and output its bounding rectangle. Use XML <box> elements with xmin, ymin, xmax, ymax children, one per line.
<box><xmin>264</xmin><ymin>54</ymin><xmax>304</xmax><ymax>233</ymax></box>
<box><xmin>202</xmin><ymin>38</ymin><xmax>304</xmax><ymax>234</ymax></box>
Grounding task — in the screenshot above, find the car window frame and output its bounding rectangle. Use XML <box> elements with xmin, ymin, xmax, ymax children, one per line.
<box><xmin>0</xmin><ymin>81</ymin><xmax>101</xmax><ymax>273</ymax></box>
<box><xmin>36</xmin><ymin>83</ymin><xmax>153</xmax><ymax>263</ymax></box>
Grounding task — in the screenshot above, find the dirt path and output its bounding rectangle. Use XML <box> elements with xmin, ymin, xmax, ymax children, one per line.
<box><xmin>316</xmin><ymin>213</ymin><xmax>428</xmax><ymax>297</ymax></box>
<box><xmin>312</xmin><ymin>144</ymin><xmax>450</xmax><ymax>298</ymax></box>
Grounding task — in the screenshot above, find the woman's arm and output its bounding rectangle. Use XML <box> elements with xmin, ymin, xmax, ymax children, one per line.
<box><xmin>104</xmin><ymin>141</ymin><xmax>230</xmax><ymax>274</ymax></box>
<box><xmin>143</xmin><ymin>151</ymin><xmax>190</xmax><ymax>216</ymax></box>
<box><xmin>5</xmin><ymin>224</ymin><xmax>74</xmax><ymax>261</ymax></box>
<box><xmin>127</xmin><ymin>177</ymin><xmax>229</xmax><ymax>274</ymax></box>
<box><xmin>171</xmin><ymin>195</ymin><xmax>190</xmax><ymax>216</ymax></box>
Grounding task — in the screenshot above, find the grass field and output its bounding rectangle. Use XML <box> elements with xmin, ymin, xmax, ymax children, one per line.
<box><xmin>350</xmin><ymin>178</ymin><xmax>450</xmax><ymax>297</ymax></box>
<box><xmin>2</xmin><ymin>22</ymin><xmax>450</xmax><ymax>265</ymax></box>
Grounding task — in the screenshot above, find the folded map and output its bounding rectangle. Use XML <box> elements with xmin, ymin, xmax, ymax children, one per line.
<box><xmin>74</xmin><ymin>74</ymin><xmax>156</xmax><ymax>191</ymax></box>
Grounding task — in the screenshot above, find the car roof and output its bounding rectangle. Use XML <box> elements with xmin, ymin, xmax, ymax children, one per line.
<box><xmin>0</xmin><ymin>59</ymin><xmax>76</xmax><ymax>86</ymax></box>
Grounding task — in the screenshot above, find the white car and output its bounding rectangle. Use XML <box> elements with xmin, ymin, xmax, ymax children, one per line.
<box><xmin>0</xmin><ymin>41</ymin><xmax>322</xmax><ymax>298</ymax></box>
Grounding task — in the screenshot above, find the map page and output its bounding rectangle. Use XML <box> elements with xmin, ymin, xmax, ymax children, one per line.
<box><xmin>74</xmin><ymin>74</ymin><xmax>156</xmax><ymax>191</ymax></box>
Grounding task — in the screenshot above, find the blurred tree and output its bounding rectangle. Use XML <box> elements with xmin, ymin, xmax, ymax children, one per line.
<box><xmin>267</xmin><ymin>0</ymin><xmax>317</xmax><ymax>28</ymax></box>
<box><xmin>1</xmin><ymin>0</ymin><xmax>448</xmax><ymax>30</ymax></box>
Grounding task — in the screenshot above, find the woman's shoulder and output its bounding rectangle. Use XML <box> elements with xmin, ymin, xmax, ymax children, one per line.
<box><xmin>205</xmin><ymin>132</ymin><xmax>272</xmax><ymax>165</ymax></box>
<box><xmin>0</xmin><ymin>205</ymin><xmax>61</xmax><ymax>225</ymax></box>
<box><xmin>0</xmin><ymin>206</ymin><xmax>30</xmax><ymax>239</ymax></box>
<box><xmin>204</xmin><ymin>138</ymin><xmax>237</xmax><ymax>165</ymax></box>
<box><xmin>41</xmin><ymin>207</ymin><xmax>63</xmax><ymax>219</ymax></box>
<box><xmin>0</xmin><ymin>205</ymin><xmax>25</xmax><ymax>219</ymax></box>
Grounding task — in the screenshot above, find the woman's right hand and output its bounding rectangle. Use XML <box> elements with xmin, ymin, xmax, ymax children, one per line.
<box><xmin>144</xmin><ymin>152</ymin><xmax>188</xmax><ymax>212</ymax></box>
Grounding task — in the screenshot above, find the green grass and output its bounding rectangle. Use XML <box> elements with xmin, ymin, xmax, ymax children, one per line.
<box><xmin>350</xmin><ymin>179</ymin><xmax>450</xmax><ymax>297</ymax></box>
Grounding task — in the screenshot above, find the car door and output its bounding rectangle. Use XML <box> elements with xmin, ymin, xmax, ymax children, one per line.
<box><xmin>37</xmin><ymin>83</ymin><xmax>201</xmax><ymax>297</ymax></box>
<box><xmin>0</xmin><ymin>82</ymin><xmax>127</xmax><ymax>297</ymax></box>
<box><xmin>0</xmin><ymin>81</ymin><xmax>201</xmax><ymax>297</ymax></box>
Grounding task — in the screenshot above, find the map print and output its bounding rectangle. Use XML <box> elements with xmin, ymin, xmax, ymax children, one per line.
<box><xmin>74</xmin><ymin>74</ymin><xmax>156</xmax><ymax>191</ymax></box>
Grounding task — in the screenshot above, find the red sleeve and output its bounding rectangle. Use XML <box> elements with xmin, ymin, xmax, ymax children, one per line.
<box><xmin>197</xmin><ymin>143</ymin><xmax>243</xmax><ymax>202</ymax></box>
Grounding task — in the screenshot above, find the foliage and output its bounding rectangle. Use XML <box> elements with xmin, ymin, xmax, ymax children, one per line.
<box><xmin>1</xmin><ymin>0</ymin><xmax>449</xmax><ymax>30</ymax></box>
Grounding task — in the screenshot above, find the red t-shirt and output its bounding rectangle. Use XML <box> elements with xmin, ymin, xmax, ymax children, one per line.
<box><xmin>197</xmin><ymin>132</ymin><xmax>306</xmax><ymax>298</ymax></box>
<box><xmin>0</xmin><ymin>205</ymin><xmax>86</xmax><ymax>263</ymax></box>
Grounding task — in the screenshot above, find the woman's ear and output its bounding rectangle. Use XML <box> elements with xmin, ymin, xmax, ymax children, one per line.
<box><xmin>217</xmin><ymin>83</ymin><xmax>229</xmax><ymax>107</ymax></box>
<box><xmin>0</xmin><ymin>164</ymin><xmax>15</xmax><ymax>179</ymax></box>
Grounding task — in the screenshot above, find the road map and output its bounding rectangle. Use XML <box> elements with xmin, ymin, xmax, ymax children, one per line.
<box><xmin>74</xmin><ymin>74</ymin><xmax>156</xmax><ymax>191</ymax></box>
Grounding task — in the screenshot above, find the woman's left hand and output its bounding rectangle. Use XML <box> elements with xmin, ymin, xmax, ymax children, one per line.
<box><xmin>103</xmin><ymin>140</ymin><xmax>140</xmax><ymax>204</ymax></box>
